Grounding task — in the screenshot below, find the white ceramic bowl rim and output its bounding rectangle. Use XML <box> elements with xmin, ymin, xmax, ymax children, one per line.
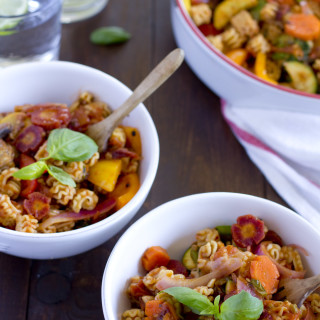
<box><xmin>0</xmin><ymin>61</ymin><xmax>159</xmax><ymax>239</ymax></box>
<box><xmin>102</xmin><ymin>191</ymin><xmax>317</xmax><ymax>319</ymax></box>
<box><xmin>175</xmin><ymin>0</ymin><xmax>320</xmax><ymax>100</ymax></box>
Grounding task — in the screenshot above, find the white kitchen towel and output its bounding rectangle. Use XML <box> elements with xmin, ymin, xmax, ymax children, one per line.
<box><xmin>222</xmin><ymin>100</ymin><xmax>320</xmax><ymax>230</ymax></box>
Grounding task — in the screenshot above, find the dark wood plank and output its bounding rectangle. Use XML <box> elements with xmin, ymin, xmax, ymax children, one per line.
<box><xmin>0</xmin><ymin>254</ymin><xmax>30</xmax><ymax>320</ymax></box>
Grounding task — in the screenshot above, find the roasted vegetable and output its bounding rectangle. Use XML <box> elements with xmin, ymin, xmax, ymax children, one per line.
<box><xmin>29</xmin><ymin>104</ymin><xmax>71</xmax><ymax>130</ymax></box>
<box><xmin>23</xmin><ymin>192</ymin><xmax>51</xmax><ymax>220</ymax></box>
<box><xmin>38</xmin><ymin>198</ymin><xmax>116</xmax><ymax>230</ymax></box>
<box><xmin>141</xmin><ymin>246</ymin><xmax>170</xmax><ymax>271</ymax></box>
<box><xmin>108</xmin><ymin>173</ymin><xmax>140</xmax><ymax>210</ymax></box>
<box><xmin>231</xmin><ymin>214</ymin><xmax>265</xmax><ymax>248</ymax></box>
<box><xmin>0</xmin><ymin>112</ymin><xmax>26</xmax><ymax>139</ymax></box>
<box><xmin>250</xmin><ymin>255</ymin><xmax>280</xmax><ymax>294</ymax></box>
<box><xmin>254</xmin><ymin>52</ymin><xmax>278</xmax><ymax>85</ymax></box>
<box><xmin>123</xmin><ymin>127</ymin><xmax>142</xmax><ymax>156</ymax></box>
<box><xmin>88</xmin><ymin>159</ymin><xmax>122</xmax><ymax>192</ymax></box>
<box><xmin>19</xmin><ymin>154</ymin><xmax>38</xmax><ymax>198</ymax></box>
<box><xmin>166</xmin><ymin>259</ymin><xmax>189</xmax><ymax>276</ymax></box>
<box><xmin>225</xmin><ymin>49</ymin><xmax>248</xmax><ymax>66</ymax></box>
<box><xmin>283</xmin><ymin>61</ymin><xmax>318</xmax><ymax>93</ymax></box>
<box><xmin>145</xmin><ymin>300</ymin><xmax>178</xmax><ymax>320</ymax></box>
<box><xmin>285</xmin><ymin>13</ymin><xmax>320</xmax><ymax>41</ymax></box>
<box><xmin>0</xmin><ymin>139</ymin><xmax>15</xmax><ymax>169</ymax></box>
<box><xmin>182</xmin><ymin>246</ymin><xmax>198</xmax><ymax>270</ymax></box>
<box><xmin>15</xmin><ymin>125</ymin><xmax>45</xmax><ymax>153</ymax></box>
<box><xmin>214</xmin><ymin>0</ymin><xmax>258</xmax><ymax>29</ymax></box>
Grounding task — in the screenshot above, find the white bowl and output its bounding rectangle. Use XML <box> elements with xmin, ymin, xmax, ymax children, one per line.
<box><xmin>171</xmin><ymin>1</ymin><xmax>320</xmax><ymax>113</ymax></box>
<box><xmin>102</xmin><ymin>192</ymin><xmax>320</xmax><ymax>320</ymax></box>
<box><xmin>0</xmin><ymin>61</ymin><xmax>159</xmax><ymax>259</ymax></box>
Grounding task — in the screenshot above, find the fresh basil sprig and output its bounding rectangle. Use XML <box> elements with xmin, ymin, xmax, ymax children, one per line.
<box><xmin>13</xmin><ymin>128</ymin><xmax>98</xmax><ymax>187</ymax></box>
<box><xmin>13</xmin><ymin>161</ymin><xmax>48</xmax><ymax>180</ymax></box>
<box><xmin>14</xmin><ymin>161</ymin><xmax>76</xmax><ymax>187</ymax></box>
<box><xmin>90</xmin><ymin>26</ymin><xmax>131</xmax><ymax>45</ymax></box>
<box><xmin>46</xmin><ymin>128</ymin><xmax>98</xmax><ymax>162</ymax></box>
<box><xmin>163</xmin><ymin>288</ymin><xmax>263</xmax><ymax>320</ymax></box>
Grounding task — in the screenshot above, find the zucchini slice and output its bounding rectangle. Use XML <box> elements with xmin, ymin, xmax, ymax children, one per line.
<box><xmin>283</xmin><ymin>61</ymin><xmax>317</xmax><ymax>94</ymax></box>
<box><xmin>182</xmin><ymin>247</ymin><xmax>198</xmax><ymax>270</ymax></box>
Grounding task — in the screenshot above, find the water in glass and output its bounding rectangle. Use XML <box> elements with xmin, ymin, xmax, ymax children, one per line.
<box><xmin>0</xmin><ymin>0</ymin><xmax>62</xmax><ymax>67</ymax></box>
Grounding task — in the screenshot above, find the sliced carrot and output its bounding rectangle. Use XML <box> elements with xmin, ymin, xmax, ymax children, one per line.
<box><xmin>141</xmin><ymin>246</ymin><xmax>170</xmax><ymax>271</ymax></box>
<box><xmin>225</xmin><ymin>49</ymin><xmax>248</xmax><ymax>66</ymax></box>
<box><xmin>145</xmin><ymin>300</ymin><xmax>178</xmax><ymax>320</ymax></box>
<box><xmin>285</xmin><ymin>13</ymin><xmax>320</xmax><ymax>41</ymax></box>
<box><xmin>250</xmin><ymin>255</ymin><xmax>280</xmax><ymax>295</ymax></box>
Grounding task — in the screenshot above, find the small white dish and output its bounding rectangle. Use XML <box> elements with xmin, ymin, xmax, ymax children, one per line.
<box><xmin>0</xmin><ymin>61</ymin><xmax>159</xmax><ymax>259</ymax></box>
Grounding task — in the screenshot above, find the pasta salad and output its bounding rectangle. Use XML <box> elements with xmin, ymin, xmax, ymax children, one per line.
<box><xmin>122</xmin><ymin>214</ymin><xmax>318</xmax><ymax>320</ymax></box>
<box><xmin>0</xmin><ymin>92</ymin><xmax>141</xmax><ymax>233</ymax></box>
<box><xmin>185</xmin><ymin>0</ymin><xmax>320</xmax><ymax>94</ymax></box>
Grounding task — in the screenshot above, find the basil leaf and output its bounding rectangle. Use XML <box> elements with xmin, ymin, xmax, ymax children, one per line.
<box><xmin>13</xmin><ymin>161</ymin><xmax>48</xmax><ymax>180</ymax></box>
<box><xmin>47</xmin><ymin>128</ymin><xmax>98</xmax><ymax>162</ymax></box>
<box><xmin>219</xmin><ymin>291</ymin><xmax>263</xmax><ymax>320</ymax></box>
<box><xmin>47</xmin><ymin>165</ymin><xmax>76</xmax><ymax>187</ymax></box>
<box><xmin>163</xmin><ymin>287</ymin><xmax>215</xmax><ymax>315</ymax></box>
<box><xmin>90</xmin><ymin>26</ymin><xmax>131</xmax><ymax>45</ymax></box>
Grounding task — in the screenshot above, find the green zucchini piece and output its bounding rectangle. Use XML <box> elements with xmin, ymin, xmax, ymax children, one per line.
<box><xmin>283</xmin><ymin>61</ymin><xmax>317</xmax><ymax>94</ymax></box>
<box><xmin>216</xmin><ymin>225</ymin><xmax>232</xmax><ymax>242</ymax></box>
<box><xmin>182</xmin><ymin>247</ymin><xmax>198</xmax><ymax>270</ymax></box>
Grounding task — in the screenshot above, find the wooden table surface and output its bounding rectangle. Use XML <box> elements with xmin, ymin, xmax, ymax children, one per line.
<box><xmin>0</xmin><ymin>0</ymin><xmax>287</xmax><ymax>319</ymax></box>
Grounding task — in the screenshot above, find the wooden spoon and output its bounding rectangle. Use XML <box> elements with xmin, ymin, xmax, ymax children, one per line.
<box><xmin>275</xmin><ymin>274</ymin><xmax>320</xmax><ymax>307</ymax></box>
<box><xmin>86</xmin><ymin>48</ymin><xmax>185</xmax><ymax>152</ymax></box>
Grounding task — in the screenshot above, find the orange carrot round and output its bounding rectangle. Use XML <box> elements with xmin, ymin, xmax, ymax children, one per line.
<box><xmin>141</xmin><ymin>246</ymin><xmax>170</xmax><ymax>271</ymax></box>
<box><xmin>285</xmin><ymin>13</ymin><xmax>320</xmax><ymax>41</ymax></box>
<box><xmin>145</xmin><ymin>300</ymin><xmax>178</xmax><ymax>320</ymax></box>
<box><xmin>250</xmin><ymin>255</ymin><xmax>280</xmax><ymax>295</ymax></box>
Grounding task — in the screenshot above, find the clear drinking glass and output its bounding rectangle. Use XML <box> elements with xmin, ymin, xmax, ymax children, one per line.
<box><xmin>61</xmin><ymin>0</ymin><xmax>108</xmax><ymax>24</ymax></box>
<box><xmin>0</xmin><ymin>0</ymin><xmax>62</xmax><ymax>67</ymax></box>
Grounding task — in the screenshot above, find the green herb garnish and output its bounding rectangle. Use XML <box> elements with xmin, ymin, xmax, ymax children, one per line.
<box><xmin>46</xmin><ymin>128</ymin><xmax>98</xmax><ymax>162</ymax></box>
<box><xmin>251</xmin><ymin>279</ymin><xmax>267</xmax><ymax>296</ymax></box>
<box><xmin>13</xmin><ymin>128</ymin><xmax>98</xmax><ymax>187</ymax></box>
<box><xmin>90</xmin><ymin>26</ymin><xmax>131</xmax><ymax>45</ymax></box>
<box><xmin>163</xmin><ymin>288</ymin><xmax>263</xmax><ymax>320</ymax></box>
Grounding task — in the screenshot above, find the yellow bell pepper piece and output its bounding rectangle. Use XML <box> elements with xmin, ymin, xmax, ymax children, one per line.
<box><xmin>109</xmin><ymin>173</ymin><xmax>140</xmax><ymax>210</ymax></box>
<box><xmin>254</xmin><ymin>52</ymin><xmax>278</xmax><ymax>85</ymax></box>
<box><xmin>88</xmin><ymin>159</ymin><xmax>122</xmax><ymax>192</ymax></box>
<box><xmin>214</xmin><ymin>0</ymin><xmax>258</xmax><ymax>30</ymax></box>
<box><xmin>225</xmin><ymin>49</ymin><xmax>248</xmax><ymax>66</ymax></box>
<box><xmin>183</xmin><ymin>0</ymin><xmax>191</xmax><ymax>13</ymax></box>
<box><xmin>123</xmin><ymin>126</ymin><xmax>142</xmax><ymax>156</ymax></box>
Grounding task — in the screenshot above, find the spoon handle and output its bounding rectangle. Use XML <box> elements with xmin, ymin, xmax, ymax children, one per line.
<box><xmin>106</xmin><ymin>48</ymin><xmax>184</xmax><ymax>126</ymax></box>
<box><xmin>86</xmin><ymin>48</ymin><xmax>184</xmax><ymax>151</ymax></box>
